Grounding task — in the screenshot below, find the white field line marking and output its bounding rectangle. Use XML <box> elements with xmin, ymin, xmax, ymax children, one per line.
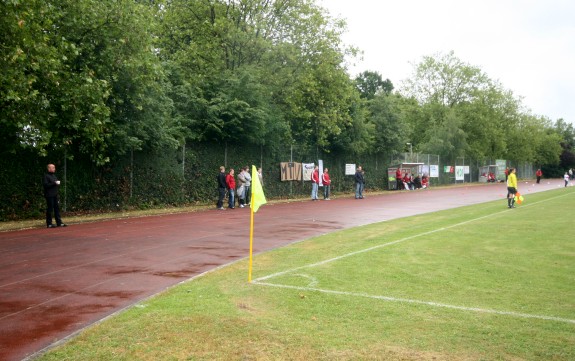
<box><xmin>252</xmin><ymin>192</ymin><xmax>575</xmax><ymax>324</ymax></box>
<box><xmin>291</xmin><ymin>273</ymin><xmax>319</xmax><ymax>287</ymax></box>
<box><xmin>253</xmin><ymin>191</ymin><xmax>573</xmax><ymax>283</ymax></box>
<box><xmin>253</xmin><ymin>281</ymin><xmax>575</xmax><ymax>325</ymax></box>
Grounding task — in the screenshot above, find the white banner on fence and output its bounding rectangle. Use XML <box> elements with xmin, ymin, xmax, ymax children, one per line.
<box><xmin>302</xmin><ymin>163</ymin><xmax>315</xmax><ymax>181</ymax></box>
<box><xmin>318</xmin><ymin>159</ymin><xmax>323</xmax><ymax>186</ymax></box>
<box><xmin>455</xmin><ymin>166</ymin><xmax>465</xmax><ymax>181</ymax></box>
<box><xmin>430</xmin><ymin>165</ymin><xmax>439</xmax><ymax>178</ymax></box>
<box><xmin>345</xmin><ymin>164</ymin><xmax>356</xmax><ymax>175</ymax></box>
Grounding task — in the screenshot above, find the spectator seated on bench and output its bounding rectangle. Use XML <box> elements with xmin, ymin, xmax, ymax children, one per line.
<box><xmin>421</xmin><ymin>175</ymin><xmax>429</xmax><ymax>189</ymax></box>
<box><xmin>413</xmin><ymin>174</ymin><xmax>422</xmax><ymax>189</ymax></box>
<box><xmin>403</xmin><ymin>172</ymin><xmax>414</xmax><ymax>190</ymax></box>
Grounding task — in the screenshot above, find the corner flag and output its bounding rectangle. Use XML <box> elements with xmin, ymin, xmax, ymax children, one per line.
<box><xmin>248</xmin><ymin>165</ymin><xmax>266</xmax><ymax>282</ymax></box>
<box><xmin>250</xmin><ymin>165</ymin><xmax>266</xmax><ymax>212</ymax></box>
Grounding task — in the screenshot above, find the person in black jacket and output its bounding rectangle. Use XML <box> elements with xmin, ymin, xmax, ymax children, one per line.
<box><xmin>354</xmin><ymin>166</ymin><xmax>364</xmax><ymax>199</ymax></box>
<box><xmin>216</xmin><ymin>166</ymin><xmax>227</xmax><ymax>210</ymax></box>
<box><xmin>43</xmin><ymin>164</ymin><xmax>66</xmax><ymax>228</ymax></box>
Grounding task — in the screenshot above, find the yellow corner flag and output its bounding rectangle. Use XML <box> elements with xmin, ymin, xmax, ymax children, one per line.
<box><xmin>248</xmin><ymin>165</ymin><xmax>266</xmax><ymax>282</ymax></box>
<box><xmin>250</xmin><ymin>165</ymin><xmax>267</xmax><ymax>213</ymax></box>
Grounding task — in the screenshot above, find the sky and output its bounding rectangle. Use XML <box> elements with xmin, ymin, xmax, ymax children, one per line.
<box><xmin>319</xmin><ymin>0</ymin><xmax>575</xmax><ymax>124</ymax></box>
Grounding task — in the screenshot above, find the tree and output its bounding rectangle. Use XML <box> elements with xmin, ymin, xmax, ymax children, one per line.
<box><xmin>419</xmin><ymin>109</ymin><xmax>468</xmax><ymax>162</ymax></box>
<box><xmin>456</xmin><ymin>82</ymin><xmax>521</xmax><ymax>160</ymax></box>
<box><xmin>401</xmin><ymin>51</ymin><xmax>490</xmax><ymax>108</ymax></box>
<box><xmin>158</xmin><ymin>0</ymin><xmax>358</xmax><ymax>151</ymax></box>
<box><xmin>0</xmin><ymin>0</ymin><xmax>180</xmax><ymax>164</ymax></box>
<box><xmin>367</xmin><ymin>94</ymin><xmax>410</xmax><ymax>155</ymax></box>
<box><xmin>355</xmin><ymin>70</ymin><xmax>393</xmax><ymax>99</ymax></box>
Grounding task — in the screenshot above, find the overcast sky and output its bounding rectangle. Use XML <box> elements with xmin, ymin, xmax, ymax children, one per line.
<box><xmin>320</xmin><ymin>0</ymin><xmax>574</xmax><ymax>124</ymax></box>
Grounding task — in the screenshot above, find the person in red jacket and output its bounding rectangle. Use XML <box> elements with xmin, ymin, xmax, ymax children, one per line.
<box><xmin>403</xmin><ymin>172</ymin><xmax>413</xmax><ymax>190</ymax></box>
<box><xmin>322</xmin><ymin>168</ymin><xmax>332</xmax><ymax>200</ymax></box>
<box><xmin>421</xmin><ymin>174</ymin><xmax>429</xmax><ymax>189</ymax></box>
<box><xmin>395</xmin><ymin>167</ymin><xmax>402</xmax><ymax>190</ymax></box>
<box><xmin>226</xmin><ymin>168</ymin><xmax>236</xmax><ymax>209</ymax></box>
<box><xmin>535</xmin><ymin>169</ymin><xmax>542</xmax><ymax>184</ymax></box>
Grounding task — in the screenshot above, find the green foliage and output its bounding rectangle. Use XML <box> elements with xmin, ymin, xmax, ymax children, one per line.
<box><xmin>401</xmin><ymin>51</ymin><xmax>566</xmax><ymax>166</ymax></box>
<box><xmin>402</xmin><ymin>50</ymin><xmax>490</xmax><ymax>107</ymax></box>
<box><xmin>420</xmin><ymin>109</ymin><xmax>468</xmax><ymax>162</ymax></box>
<box><xmin>158</xmin><ymin>0</ymin><xmax>358</xmax><ymax>152</ymax></box>
<box><xmin>355</xmin><ymin>70</ymin><xmax>394</xmax><ymax>99</ymax></box>
<box><xmin>367</xmin><ymin>94</ymin><xmax>410</xmax><ymax>155</ymax></box>
<box><xmin>0</xmin><ymin>2</ymin><xmax>568</xmax><ymax>220</ymax></box>
<box><xmin>0</xmin><ymin>0</ymin><xmax>179</xmax><ymax>165</ymax></box>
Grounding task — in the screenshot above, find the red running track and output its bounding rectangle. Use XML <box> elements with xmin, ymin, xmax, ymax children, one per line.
<box><xmin>0</xmin><ymin>179</ymin><xmax>565</xmax><ymax>360</ymax></box>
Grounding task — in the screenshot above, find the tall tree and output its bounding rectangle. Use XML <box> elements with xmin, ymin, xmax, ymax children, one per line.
<box><xmin>0</xmin><ymin>0</ymin><xmax>179</xmax><ymax>164</ymax></box>
<box><xmin>367</xmin><ymin>94</ymin><xmax>410</xmax><ymax>155</ymax></box>
<box><xmin>355</xmin><ymin>70</ymin><xmax>393</xmax><ymax>99</ymax></box>
<box><xmin>158</xmin><ymin>0</ymin><xmax>358</xmax><ymax>151</ymax></box>
<box><xmin>419</xmin><ymin>109</ymin><xmax>468</xmax><ymax>163</ymax></box>
<box><xmin>402</xmin><ymin>51</ymin><xmax>490</xmax><ymax>108</ymax></box>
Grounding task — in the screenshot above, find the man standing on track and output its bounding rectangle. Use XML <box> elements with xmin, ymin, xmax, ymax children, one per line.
<box><xmin>244</xmin><ymin>166</ymin><xmax>252</xmax><ymax>206</ymax></box>
<box><xmin>506</xmin><ymin>167</ymin><xmax>518</xmax><ymax>208</ymax></box>
<box><xmin>311</xmin><ymin>165</ymin><xmax>319</xmax><ymax>200</ymax></box>
<box><xmin>322</xmin><ymin>167</ymin><xmax>331</xmax><ymax>200</ymax></box>
<box><xmin>536</xmin><ymin>168</ymin><xmax>542</xmax><ymax>184</ymax></box>
<box><xmin>355</xmin><ymin>166</ymin><xmax>364</xmax><ymax>199</ymax></box>
<box><xmin>43</xmin><ymin>163</ymin><xmax>67</xmax><ymax>228</ymax></box>
<box><xmin>226</xmin><ymin>168</ymin><xmax>236</xmax><ymax>209</ymax></box>
<box><xmin>216</xmin><ymin>166</ymin><xmax>227</xmax><ymax>210</ymax></box>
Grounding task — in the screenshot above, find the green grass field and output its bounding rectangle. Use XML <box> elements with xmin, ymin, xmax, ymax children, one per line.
<box><xmin>39</xmin><ymin>188</ymin><xmax>575</xmax><ymax>360</ymax></box>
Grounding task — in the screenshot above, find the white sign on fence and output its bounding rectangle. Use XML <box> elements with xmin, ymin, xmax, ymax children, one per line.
<box><xmin>345</xmin><ymin>164</ymin><xmax>356</xmax><ymax>175</ymax></box>
<box><xmin>455</xmin><ymin>166</ymin><xmax>465</xmax><ymax>181</ymax></box>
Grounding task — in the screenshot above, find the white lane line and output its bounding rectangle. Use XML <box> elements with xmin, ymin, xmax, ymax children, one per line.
<box><xmin>253</xmin><ymin>282</ymin><xmax>575</xmax><ymax>325</ymax></box>
<box><xmin>253</xmin><ymin>192</ymin><xmax>573</xmax><ymax>283</ymax></box>
<box><xmin>251</xmin><ymin>192</ymin><xmax>575</xmax><ymax>325</ymax></box>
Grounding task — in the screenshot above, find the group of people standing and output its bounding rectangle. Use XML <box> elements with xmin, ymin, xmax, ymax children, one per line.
<box><xmin>311</xmin><ymin>165</ymin><xmax>365</xmax><ymax>200</ymax></box>
<box><xmin>217</xmin><ymin>166</ymin><xmax>262</xmax><ymax>210</ymax></box>
<box><xmin>310</xmin><ymin>165</ymin><xmax>332</xmax><ymax>200</ymax></box>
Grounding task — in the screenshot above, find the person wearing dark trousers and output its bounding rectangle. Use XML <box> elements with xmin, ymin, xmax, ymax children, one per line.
<box><xmin>535</xmin><ymin>169</ymin><xmax>542</xmax><ymax>184</ymax></box>
<box><xmin>322</xmin><ymin>167</ymin><xmax>331</xmax><ymax>200</ymax></box>
<box><xmin>226</xmin><ymin>168</ymin><xmax>236</xmax><ymax>209</ymax></box>
<box><xmin>354</xmin><ymin>166</ymin><xmax>364</xmax><ymax>199</ymax></box>
<box><xmin>506</xmin><ymin>167</ymin><xmax>518</xmax><ymax>208</ymax></box>
<box><xmin>243</xmin><ymin>166</ymin><xmax>252</xmax><ymax>206</ymax></box>
<box><xmin>43</xmin><ymin>164</ymin><xmax>66</xmax><ymax>228</ymax></box>
<box><xmin>216</xmin><ymin>166</ymin><xmax>227</xmax><ymax>210</ymax></box>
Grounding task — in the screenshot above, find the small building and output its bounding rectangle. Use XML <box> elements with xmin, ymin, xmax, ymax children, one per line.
<box><xmin>478</xmin><ymin>165</ymin><xmax>500</xmax><ymax>183</ymax></box>
<box><xmin>388</xmin><ymin>162</ymin><xmax>426</xmax><ymax>190</ymax></box>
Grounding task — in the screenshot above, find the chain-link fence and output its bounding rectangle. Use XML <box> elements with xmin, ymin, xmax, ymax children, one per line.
<box><xmin>0</xmin><ymin>145</ymin><xmax>536</xmax><ymax>220</ymax></box>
